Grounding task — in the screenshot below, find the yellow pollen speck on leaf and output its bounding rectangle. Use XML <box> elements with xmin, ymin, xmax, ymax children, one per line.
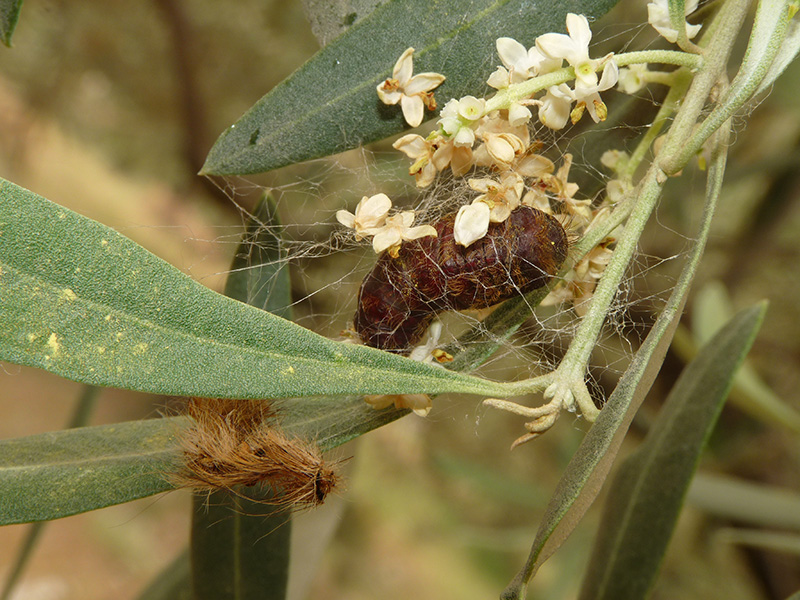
<box><xmin>60</xmin><ymin>288</ymin><xmax>78</xmax><ymax>302</ymax></box>
<box><xmin>97</xmin><ymin>346</ymin><xmax>106</xmax><ymax>354</ymax></box>
<box><xmin>47</xmin><ymin>333</ymin><xmax>60</xmax><ymax>356</ymax></box>
<box><xmin>26</xmin><ymin>333</ymin><xmax>37</xmax><ymax>343</ymax></box>
<box><xmin>282</xmin><ymin>366</ymin><xmax>296</xmax><ymax>375</ymax></box>
<box><xmin>100</xmin><ymin>239</ymin><xmax>109</xmax><ymax>247</ymax></box>
<box><xmin>133</xmin><ymin>343</ymin><xmax>148</xmax><ymax>355</ymax></box>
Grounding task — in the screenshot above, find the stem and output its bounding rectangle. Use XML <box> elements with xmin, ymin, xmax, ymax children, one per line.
<box><xmin>483</xmin><ymin>51</ymin><xmax>702</xmax><ymax>114</ymax></box>
<box><xmin>673</xmin><ymin>0</ymin><xmax>794</xmax><ymax>169</ymax></box>
<box><xmin>660</xmin><ymin>0</ymin><xmax>752</xmax><ymax>175</ymax></box>
<box><xmin>620</xmin><ymin>70</ymin><xmax>693</xmax><ymax>181</ymax></box>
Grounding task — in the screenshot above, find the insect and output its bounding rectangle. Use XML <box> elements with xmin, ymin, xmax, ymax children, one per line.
<box><xmin>175</xmin><ymin>398</ymin><xmax>340</xmax><ymax>508</ymax></box>
<box><xmin>354</xmin><ymin>205</ymin><xmax>569</xmax><ymax>353</ymax></box>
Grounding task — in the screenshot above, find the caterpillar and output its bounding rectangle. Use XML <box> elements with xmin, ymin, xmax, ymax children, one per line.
<box><xmin>175</xmin><ymin>398</ymin><xmax>340</xmax><ymax>509</ymax></box>
<box><xmin>354</xmin><ymin>205</ymin><xmax>569</xmax><ymax>353</ymax></box>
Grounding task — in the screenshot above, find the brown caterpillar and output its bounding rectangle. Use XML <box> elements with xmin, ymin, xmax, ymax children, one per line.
<box><xmin>175</xmin><ymin>398</ymin><xmax>339</xmax><ymax>509</ymax></box>
<box><xmin>355</xmin><ymin>206</ymin><xmax>568</xmax><ymax>353</ymax></box>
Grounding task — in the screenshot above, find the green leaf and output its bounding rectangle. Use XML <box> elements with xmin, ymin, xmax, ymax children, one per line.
<box><xmin>191</xmin><ymin>490</ymin><xmax>292</xmax><ymax>600</ymax></box>
<box><xmin>0</xmin><ymin>417</ymin><xmax>184</xmax><ymax>525</ymax></box>
<box><xmin>688</xmin><ymin>472</ymin><xmax>800</xmax><ymax>532</ymax></box>
<box><xmin>690</xmin><ymin>281</ymin><xmax>800</xmax><ymax>434</ymax></box>
<box><xmin>0</xmin><ymin>0</ymin><xmax>23</xmax><ymax>47</ymax></box>
<box><xmin>0</xmin><ymin>396</ymin><xmax>405</xmax><ymax>525</ymax></box>
<box><xmin>200</xmin><ymin>0</ymin><xmax>620</xmax><ymax>175</ymax></box>
<box><xmin>301</xmin><ymin>0</ymin><xmax>390</xmax><ymax>46</ymax></box>
<box><xmin>222</xmin><ymin>193</ymin><xmax>292</xmax><ymax>318</ymax></box>
<box><xmin>191</xmin><ymin>189</ymin><xmax>293</xmax><ymax>600</ymax></box>
<box><xmin>578</xmin><ymin>302</ymin><xmax>767</xmax><ymax>600</ymax></box>
<box><xmin>0</xmin><ymin>386</ymin><xmax>99</xmax><ymax>600</ymax></box>
<box><xmin>0</xmin><ymin>178</ymin><xmax>511</xmax><ymax>400</ymax></box>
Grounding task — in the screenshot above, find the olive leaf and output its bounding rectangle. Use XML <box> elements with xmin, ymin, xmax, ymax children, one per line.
<box><xmin>0</xmin><ymin>0</ymin><xmax>23</xmax><ymax>46</ymax></box>
<box><xmin>200</xmin><ymin>0</ymin><xmax>620</xmax><ymax>175</ymax></box>
<box><xmin>0</xmin><ymin>178</ymin><xmax>511</xmax><ymax>400</ymax></box>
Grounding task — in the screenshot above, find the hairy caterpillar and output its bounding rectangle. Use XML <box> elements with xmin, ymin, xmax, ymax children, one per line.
<box><xmin>355</xmin><ymin>206</ymin><xmax>569</xmax><ymax>353</ymax></box>
<box><xmin>175</xmin><ymin>398</ymin><xmax>340</xmax><ymax>508</ymax></box>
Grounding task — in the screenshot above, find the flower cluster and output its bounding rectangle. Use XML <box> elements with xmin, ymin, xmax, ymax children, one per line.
<box><xmin>375</xmin><ymin>14</ymin><xmax>620</xmax><ymax>250</ymax></box>
<box><xmin>336</xmin><ymin>193</ymin><xmax>437</xmax><ymax>257</ymax></box>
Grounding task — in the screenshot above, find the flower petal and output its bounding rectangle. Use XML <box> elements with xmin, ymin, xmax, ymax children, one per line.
<box><xmin>508</xmin><ymin>102</ymin><xmax>532</xmax><ymax>127</ymax></box>
<box><xmin>393</xmin><ymin>134</ymin><xmax>428</xmax><ymax>158</ymax></box>
<box><xmin>566</xmin><ymin>13</ymin><xmax>592</xmax><ymax>49</ymax></box>
<box><xmin>454</xmin><ymin>202</ymin><xmax>490</xmax><ymax>247</ymax></box>
<box><xmin>496</xmin><ymin>37</ymin><xmax>529</xmax><ymax>71</ymax></box>
<box><xmin>376</xmin><ymin>85</ymin><xmax>402</xmax><ymax>105</ymax></box>
<box><xmin>393</xmin><ymin>47</ymin><xmax>415</xmax><ymax>84</ymax></box>
<box><xmin>356</xmin><ymin>193</ymin><xmax>392</xmax><ymax>228</ymax></box>
<box><xmin>403</xmin><ymin>224</ymin><xmax>438</xmax><ymax>241</ymax></box>
<box><xmin>405</xmin><ymin>72</ymin><xmax>445</xmax><ymax>96</ymax></box>
<box><xmin>536</xmin><ymin>32</ymin><xmax>578</xmax><ymax>62</ymax></box>
<box><xmin>453</xmin><ymin>126</ymin><xmax>476</xmax><ymax>147</ymax></box>
<box><xmin>487</xmin><ymin>66</ymin><xmax>510</xmax><ymax>89</ymax></box>
<box><xmin>336</xmin><ymin>210</ymin><xmax>356</xmax><ymax>228</ymax></box>
<box><xmin>401</xmin><ymin>94</ymin><xmax>425</xmax><ymax>127</ymax></box>
<box><xmin>372</xmin><ymin>229</ymin><xmax>402</xmax><ymax>253</ymax></box>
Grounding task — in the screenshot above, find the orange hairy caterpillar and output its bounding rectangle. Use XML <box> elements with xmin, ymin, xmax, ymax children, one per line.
<box><xmin>175</xmin><ymin>398</ymin><xmax>339</xmax><ymax>509</ymax></box>
<box><xmin>355</xmin><ymin>206</ymin><xmax>568</xmax><ymax>353</ymax></box>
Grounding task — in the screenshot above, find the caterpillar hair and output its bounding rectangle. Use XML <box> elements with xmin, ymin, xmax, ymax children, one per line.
<box><xmin>174</xmin><ymin>398</ymin><xmax>340</xmax><ymax>509</ymax></box>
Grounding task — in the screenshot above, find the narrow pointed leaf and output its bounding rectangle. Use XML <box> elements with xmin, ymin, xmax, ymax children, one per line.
<box><xmin>200</xmin><ymin>0</ymin><xmax>620</xmax><ymax>175</ymax></box>
<box><xmin>191</xmin><ymin>191</ymin><xmax>293</xmax><ymax>600</ymax></box>
<box><xmin>688</xmin><ymin>472</ymin><xmax>800</xmax><ymax>531</ymax></box>
<box><xmin>0</xmin><ymin>395</ymin><xmax>405</xmax><ymax>525</ymax></box>
<box><xmin>191</xmin><ymin>490</ymin><xmax>291</xmax><ymax>600</ymax></box>
<box><xmin>0</xmin><ymin>0</ymin><xmax>23</xmax><ymax>47</ymax></box>
<box><xmin>0</xmin><ymin>178</ymin><xmax>510</xmax><ymax>399</ymax></box>
<box><xmin>578</xmin><ymin>302</ymin><xmax>767</xmax><ymax>600</ymax></box>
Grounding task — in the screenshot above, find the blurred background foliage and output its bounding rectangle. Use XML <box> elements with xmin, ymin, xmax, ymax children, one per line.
<box><xmin>0</xmin><ymin>1</ymin><xmax>799</xmax><ymax>598</ymax></box>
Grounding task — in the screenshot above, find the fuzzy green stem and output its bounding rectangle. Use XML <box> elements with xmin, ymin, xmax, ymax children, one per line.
<box><xmin>671</xmin><ymin>0</ymin><xmax>794</xmax><ymax>170</ymax></box>
<box><xmin>482</xmin><ymin>50</ymin><xmax>702</xmax><ymax>115</ymax></box>
<box><xmin>620</xmin><ymin>70</ymin><xmax>693</xmax><ymax>181</ymax></box>
<box><xmin>660</xmin><ymin>0</ymin><xmax>752</xmax><ymax>175</ymax></box>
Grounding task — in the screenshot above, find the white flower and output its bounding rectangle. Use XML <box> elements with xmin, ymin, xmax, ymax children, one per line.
<box><xmin>491</xmin><ymin>38</ymin><xmax>562</xmax><ymax>86</ymax></box>
<box><xmin>377</xmin><ymin>48</ymin><xmax>446</xmax><ymax>127</ymax></box>
<box><xmin>647</xmin><ymin>0</ymin><xmax>702</xmax><ymax>44</ymax></box>
<box><xmin>617</xmin><ymin>63</ymin><xmax>650</xmax><ymax>94</ymax></box>
<box><xmin>336</xmin><ymin>193</ymin><xmax>392</xmax><ymax>237</ymax></box>
<box><xmin>538</xmin><ymin>84</ymin><xmax>574</xmax><ymax>130</ymax></box>
<box><xmin>536</xmin><ymin>14</ymin><xmax>599</xmax><ymax>91</ymax></box>
<box><xmin>364</xmin><ymin>393</ymin><xmax>433</xmax><ymax>416</ymax></box>
<box><xmin>439</xmin><ymin>96</ymin><xmax>486</xmax><ymax>146</ymax></box>
<box><xmin>600</xmin><ymin>149</ymin><xmax>629</xmax><ymax>173</ymax></box>
<box><xmin>572</xmin><ymin>61</ymin><xmax>619</xmax><ymax>123</ymax></box>
<box><xmin>366</xmin><ymin>211</ymin><xmax>437</xmax><ymax>255</ymax></box>
<box><xmin>393</xmin><ymin>134</ymin><xmax>439</xmax><ymax>188</ymax></box>
<box><xmin>469</xmin><ymin>172</ymin><xmax>524</xmax><ymax>223</ymax></box>
<box><xmin>478</xmin><ymin>132</ymin><xmax>527</xmax><ymax>169</ymax></box>
<box><xmin>433</xmin><ymin>139</ymin><xmax>475</xmax><ymax>176</ymax></box>
<box><xmin>453</xmin><ymin>202</ymin><xmax>490</xmax><ymax>247</ymax></box>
